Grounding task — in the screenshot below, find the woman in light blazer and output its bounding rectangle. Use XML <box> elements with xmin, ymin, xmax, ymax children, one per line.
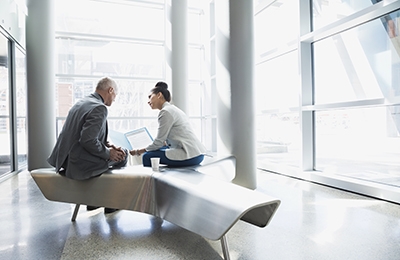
<box><xmin>130</xmin><ymin>81</ymin><xmax>206</xmax><ymax>167</ymax></box>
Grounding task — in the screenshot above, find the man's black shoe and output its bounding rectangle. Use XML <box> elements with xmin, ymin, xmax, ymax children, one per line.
<box><xmin>104</xmin><ymin>208</ymin><xmax>119</xmax><ymax>214</ymax></box>
<box><xmin>86</xmin><ymin>205</ymin><xmax>100</xmax><ymax>211</ymax></box>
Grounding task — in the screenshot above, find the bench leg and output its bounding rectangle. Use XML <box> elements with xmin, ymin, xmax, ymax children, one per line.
<box><xmin>221</xmin><ymin>235</ymin><xmax>231</xmax><ymax>260</ymax></box>
<box><xmin>71</xmin><ymin>204</ymin><xmax>80</xmax><ymax>222</ymax></box>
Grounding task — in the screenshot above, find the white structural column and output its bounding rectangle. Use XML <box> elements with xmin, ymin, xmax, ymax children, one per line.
<box><xmin>170</xmin><ymin>0</ymin><xmax>188</xmax><ymax>113</ymax></box>
<box><xmin>229</xmin><ymin>0</ymin><xmax>257</xmax><ymax>189</ymax></box>
<box><xmin>215</xmin><ymin>0</ymin><xmax>232</xmax><ymax>156</ymax></box>
<box><xmin>26</xmin><ymin>0</ymin><xmax>55</xmax><ymax>170</ymax></box>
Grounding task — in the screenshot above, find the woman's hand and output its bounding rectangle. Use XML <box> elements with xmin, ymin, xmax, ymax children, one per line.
<box><xmin>130</xmin><ymin>149</ymin><xmax>145</xmax><ymax>156</ymax></box>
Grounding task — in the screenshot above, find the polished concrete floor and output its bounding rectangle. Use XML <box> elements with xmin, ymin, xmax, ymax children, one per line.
<box><xmin>1</xmin><ymin>169</ymin><xmax>400</xmax><ymax>260</ymax></box>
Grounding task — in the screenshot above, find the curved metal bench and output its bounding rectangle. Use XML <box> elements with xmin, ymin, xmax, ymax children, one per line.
<box><xmin>30</xmin><ymin>158</ymin><xmax>280</xmax><ymax>259</ymax></box>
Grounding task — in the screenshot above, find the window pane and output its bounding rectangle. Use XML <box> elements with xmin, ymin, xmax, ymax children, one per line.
<box><xmin>254</xmin><ymin>1</ymin><xmax>299</xmax><ymax>57</ymax></box>
<box><xmin>56</xmin><ymin>39</ymin><xmax>164</xmax><ymax>78</ymax></box>
<box><xmin>188</xmin><ymin>0</ymin><xmax>206</xmax><ymax>9</ymax></box>
<box><xmin>315</xmin><ymin>105</ymin><xmax>400</xmax><ymax>187</ymax></box>
<box><xmin>257</xmin><ymin>112</ymin><xmax>300</xmax><ymax>168</ymax></box>
<box><xmin>313</xmin><ymin>0</ymin><xmax>377</xmax><ymax>30</ymax></box>
<box><xmin>108</xmin><ymin>80</ymin><xmax>159</xmax><ymax>119</ymax></box>
<box><xmin>53</xmin><ymin>0</ymin><xmax>211</xmax><ymax>156</ymax></box>
<box><xmin>0</xmin><ymin>34</ymin><xmax>11</xmax><ymax>175</ymax></box>
<box><xmin>314</xmin><ymin>11</ymin><xmax>400</xmax><ymax>104</ymax></box>
<box><xmin>55</xmin><ymin>0</ymin><xmax>164</xmax><ymax>41</ymax></box>
<box><xmin>55</xmin><ymin>78</ymin><xmax>159</xmax><ymax>135</ymax></box>
<box><xmin>16</xmin><ymin>48</ymin><xmax>27</xmax><ymax>169</ymax></box>
<box><xmin>255</xmin><ymin>51</ymin><xmax>299</xmax><ymax>110</ymax></box>
<box><xmin>255</xmin><ymin>51</ymin><xmax>300</xmax><ymax>168</ymax></box>
<box><xmin>188</xmin><ymin>12</ymin><xmax>202</xmax><ymax>44</ymax></box>
<box><xmin>188</xmin><ymin>47</ymin><xmax>203</xmax><ymax>81</ymax></box>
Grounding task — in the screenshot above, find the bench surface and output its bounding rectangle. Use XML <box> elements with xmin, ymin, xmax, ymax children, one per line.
<box><xmin>30</xmin><ymin>157</ymin><xmax>280</xmax><ymax>241</ymax></box>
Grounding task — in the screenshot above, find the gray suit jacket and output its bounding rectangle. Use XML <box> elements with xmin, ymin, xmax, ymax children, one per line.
<box><xmin>47</xmin><ymin>93</ymin><xmax>111</xmax><ymax>180</ymax></box>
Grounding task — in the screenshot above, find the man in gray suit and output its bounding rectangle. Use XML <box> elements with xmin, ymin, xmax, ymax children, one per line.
<box><xmin>47</xmin><ymin>77</ymin><xmax>128</xmax><ymax>181</ymax></box>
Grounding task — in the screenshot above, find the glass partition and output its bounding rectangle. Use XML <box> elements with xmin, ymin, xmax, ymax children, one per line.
<box><xmin>55</xmin><ymin>0</ymin><xmax>164</xmax><ymax>40</ymax></box>
<box><xmin>15</xmin><ymin>47</ymin><xmax>27</xmax><ymax>169</ymax></box>
<box><xmin>314</xmin><ymin>10</ymin><xmax>400</xmax><ymax>104</ymax></box>
<box><xmin>0</xmin><ymin>34</ymin><xmax>11</xmax><ymax>176</ymax></box>
<box><xmin>254</xmin><ymin>0</ymin><xmax>299</xmax><ymax>57</ymax></box>
<box><xmin>255</xmin><ymin>51</ymin><xmax>301</xmax><ymax>168</ymax></box>
<box><xmin>55</xmin><ymin>0</ymin><xmax>212</xmax><ymax>152</ymax></box>
<box><xmin>312</xmin><ymin>0</ymin><xmax>378</xmax><ymax>30</ymax></box>
<box><xmin>315</xmin><ymin>105</ymin><xmax>400</xmax><ymax>187</ymax></box>
<box><xmin>56</xmin><ymin>38</ymin><xmax>165</xmax><ymax>78</ymax></box>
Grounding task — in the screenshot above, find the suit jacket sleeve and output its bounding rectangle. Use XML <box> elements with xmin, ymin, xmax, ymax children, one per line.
<box><xmin>146</xmin><ymin>109</ymin><xmax>173</xmax><ymax>151</ymax></box>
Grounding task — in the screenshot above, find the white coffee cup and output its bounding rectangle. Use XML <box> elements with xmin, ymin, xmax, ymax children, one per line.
<box><xmin>150</xmin><ymin>157</ymin><xmax>160</xmax><ymax>171</ymax></box>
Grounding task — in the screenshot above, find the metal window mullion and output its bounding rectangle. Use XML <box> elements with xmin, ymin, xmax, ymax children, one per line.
<box><xmin>8</xmin><ymin>40</ymin><xmax>17</xmax><ymax>172</ymax></box>
<box><xmin>299</xmin><ymin>0</ymin><xmax>314</xmax><ymax>171</ymax></box>
<box><xmin>301</xmin><ymin>0</ymin><xmax>400</xmax><ymax>44</ymax></box>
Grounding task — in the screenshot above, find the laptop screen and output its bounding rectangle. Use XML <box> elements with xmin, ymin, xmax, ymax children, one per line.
<box><xmin>125</xmin><ymin>127</ymin><xmax>154</xmax><ymax>150</ymax></box>
<box><xmin>109</xmin><ymin>127</ymin><xmax>153</xmax><ymax>150</ymax></box>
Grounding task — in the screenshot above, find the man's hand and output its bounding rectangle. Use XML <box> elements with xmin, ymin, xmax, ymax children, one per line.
<box><xmin>109</xmin><ymin>147</ymin><xmax>126</xmax><ymax>162</ymax></box>
<box><xmin>106</xmin><ymin>141</ymin><xmax>118</xmax><ymax>149</ymax></box>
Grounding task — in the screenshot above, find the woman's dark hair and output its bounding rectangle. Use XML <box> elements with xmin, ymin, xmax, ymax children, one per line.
<box><xmin>151</xmin><ymin>81</ymin><xmax>171</xmax><ymax>102</ymax></box>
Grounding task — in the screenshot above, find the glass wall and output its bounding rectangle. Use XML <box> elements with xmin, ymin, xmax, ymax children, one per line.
<box><xmin>255</xmin><ymin>0</ymin><xmax>400</xmax><ymax>202</ymax></box>
<box><xmin>313</xmin><ymin>7</ymin><xmax>400</xmax><ymax>188</ymax></box>
<box><xmin>51</xmin><ymin>0</ymin><xmax>400</xmax><ymax>202</ymax></box>
<box><xmin>0</xmin><ymin>0</ymin><xmax>27</xmax><ymax>180</ymax></box>
<box><xmin>0</xmin><ymin>34</ymin><xmax>11</xmax><ymax>176</ymax></box>
<box><xmin>312</xmin><ymin>0</ymin><xmax>378</xmax><ymax>30</ymax></box>
<box><xmin>54</xmin><ymin>0</ymin><xmax>212</xmax><ymax>151</ymax></box>
<box><xmin>313</xmin><ymin>13</ymin><xmax>399</xmax><ymax>104</ymax></box>
<box><xmin>0</xmin><ymin>32</ymin><xmax>26</xmax><ymax>178</ymax></box>
<box><xmin>15</xmin><ymin>47</ymin><xmax>27</xmax><ymax>170</ymax></box>
<box><xmin>55</xmin><ymin>0</ymin><xmax>164</xmax><ymax>40</ymax></box>
<box><xmin>254</xmin><ymin>1</ymin><xmax>301</xmax><ymax>169</ymax></box>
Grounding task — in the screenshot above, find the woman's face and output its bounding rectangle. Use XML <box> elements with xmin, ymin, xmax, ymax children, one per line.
<box><xmin>148</xmin><ymin>92</ymin><xmax>163</xmax><ymax>110</ymax></box>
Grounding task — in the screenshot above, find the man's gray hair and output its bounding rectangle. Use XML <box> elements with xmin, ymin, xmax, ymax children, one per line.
<box><xmin>96</xmin><ymin>77</ymin><xmax>117</xmax><ymax>91</ymax></box>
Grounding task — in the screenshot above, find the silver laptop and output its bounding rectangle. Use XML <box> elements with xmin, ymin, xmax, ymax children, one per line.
<box><xmin>109</xmin><ymin>127</ymin><xmax>154</xmax><ymax>150</ymax></box>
